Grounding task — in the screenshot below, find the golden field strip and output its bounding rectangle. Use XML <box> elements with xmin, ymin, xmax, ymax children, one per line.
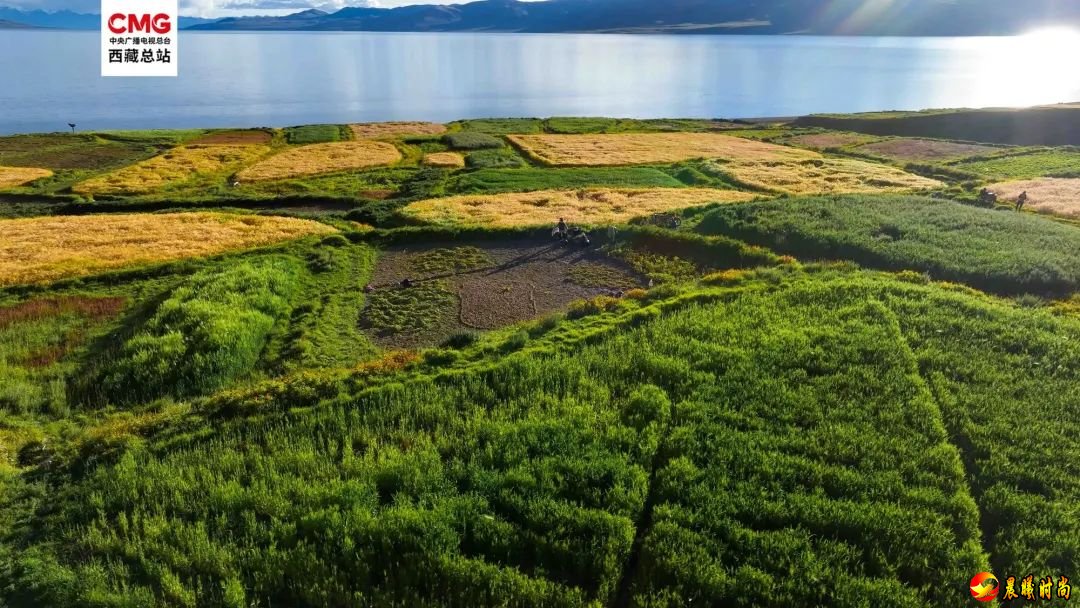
<box><xmin>350</xmin><ymin>122</ymin><xmax>447</xmax><ymax>139</ymax></box>
<box><xmin>508</xmin><ymin>133</ymin><xmax>818</xmax><ymax>166</ymax></box>
<box><xmin>716</xmin><ymin>158</ymin><xmax>943</xmax><ymax>195</ymax></box>
<box><xmin>422</xmin><ymin>152</ymin><xmax>466</xmax><ymax>168</ymax></box>
<box><xmin>0</xmin><ymin>166</ymin><xmax>52</xmax><ymax>190</ymax></box>
<box><xmin>403</xmin><ymin>188</ymin><xmax>757</xmax><ymax>227</ymax></box>
<box><xmin>0</xmin><ymin>212</ymin><xmax>335</xmax><ymax>286</ymax></box>
<box><xmin>988</xmin><ymin>177</ymin><xmax>1080</xmax><ymax>218</ymax></box>
<box><xmin>73</xmin><ymin>145</ymin><xmax>269</xmax><ymax>196</ymax></box>
<box><xmin>237</xmin><ymin>141</ymin><xmax>401</xmax><ymax>181</ymax></box>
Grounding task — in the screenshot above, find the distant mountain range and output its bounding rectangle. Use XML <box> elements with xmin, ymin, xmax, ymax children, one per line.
<box><xmin>3</xmin><ymin>0</ymin><xmax>1079</xmax><ymax>35</ymax></box>
<box><xmin>0</xmin><ymin>7</ymin><xmax>215</xmax><ymax>30</ymax></box>
<box><xmin>188</xmin><ymin>0</ymin><xmax>1080</xmax><ymax>35</ymax></box>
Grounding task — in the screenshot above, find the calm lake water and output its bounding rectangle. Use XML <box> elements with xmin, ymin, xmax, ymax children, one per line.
<box><xmin>1</xmin><ymin>30</ymin><xmax>1079</xmax><ymax>134</ymax></box>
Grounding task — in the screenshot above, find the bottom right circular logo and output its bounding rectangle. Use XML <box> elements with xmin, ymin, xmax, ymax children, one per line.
<box><xmin>970</xmin><ymin>572</ymin><xmax>1000</xmax><ymax>602</ymax></box>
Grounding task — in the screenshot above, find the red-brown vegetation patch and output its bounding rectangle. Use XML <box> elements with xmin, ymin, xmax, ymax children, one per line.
<box><xmin>191</xmin><ymin>130</ymin><xmax>274</xmax><ymax>145</ymax></box>
<box><xmin>856</xmin><ymin>138</ymin><xmax>1000</xmax><ymax>162</ymax></box>
<box><xmin>0</xmin><ymin>296</ymin><xmax>127</xmax><ymax>329</ymax></box>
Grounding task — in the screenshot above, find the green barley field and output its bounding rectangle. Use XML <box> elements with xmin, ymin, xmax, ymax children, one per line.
<box><xmin>1</xmin><ymin>107</ymin><xmax>1078</xmax><ymax>607</ymax></box>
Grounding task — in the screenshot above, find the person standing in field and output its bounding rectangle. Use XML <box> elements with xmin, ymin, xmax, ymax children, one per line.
<box><xmin>554</xmin><ymin>217</ymin><xmax>568</xmax><ymax>240</ymax></box>
<box><xmin>1016</xmin><ymin>191</ymin><xmax>1029</xmax><ymax>211</ymax></box>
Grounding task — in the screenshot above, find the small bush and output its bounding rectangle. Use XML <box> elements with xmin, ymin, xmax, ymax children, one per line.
<box><xmin>702</xmin><ymin>269</ymin><xmax>749</xmax><ymax>286</ymax></box>
<box><xmin>500</xmin><ymin>330</ymin><xmax>530</xmax><ymax>353</ymax></box>
<box><xmin>528</xmin><ymin>313</ymin><xmax>563</xmax><ymax>337</ymax></box>
<box><xmin>895</xmin><ymin>270</ymin><xmax>931</xmax><ymax>284</ymax></box>
<box><xmin>321</xmin><ymin>234</ymin><xmax>350</xmax><ymax>248</ymax></box>
<box><xmin>422</xmin><ymin>349</ymin><xmax>460</xmax><ymax>366</ymax></box>
<box><xmin>307</xmin><ymin>250</ymin><xmax>336</xmax><ymax>273</ymax></box>
<box><xmin>442</xmin><ymin>331</ymin><xmax>480</xmax><ymax>350</ymax></box>
<box><xmin>567</xmin><ymin>296</ymin><xmax>622</xmax><ymax>319</ymax></box>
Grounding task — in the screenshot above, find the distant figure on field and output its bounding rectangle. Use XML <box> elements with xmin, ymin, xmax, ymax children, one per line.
<box><xmin>978</xmin><ymin>188</ymin><xmax>997</xmax><ymax>206</ymax></box>
<box><xmin>554</xmin><ymin>217</ymin><xmax>568</xmax><ymax>240</ymax></box>
<box><xmin>1016</xmin><ymin>191</ymin><xmax>1029</xmax><ymax>211</ymax></box>
<box><xmin>400</xmin><ymin>278</ymin><xmax>415</xmax><ymax>288</ymax></box>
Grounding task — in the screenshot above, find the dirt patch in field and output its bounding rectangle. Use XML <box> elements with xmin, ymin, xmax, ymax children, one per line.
<box><xmin>364</xmin><ymin>240</ymin><xmax>644</xmax><ymax>348</ymax></box>
<box><xmin>0</xmin><ymin>167</ymin><xmax>53</xmax><ymax>190</ymax></box>
<box><xmin>191</xmin><ymin>130</ymin><xmax>274</xmax><ymax>145</ymax></box>
<box><xmin>403</xmin><ymin>188</ymin><xmax>757</xmax><ymax>228</ymax></box>
<box><xmin>987</xmin><ymin>177</ymin><xmax>1080</xmax><ymax>218</ymax></box>
<box><xmin>350</xmin><ymin>122</ymin><xmax>447</xmax><ymax>139</ymax></box>
<box><xmin>783</xmin><ymin>133</ymin><xmax>879</xmax><ymax>150</ymax></box>
<box><xmin>237</xmin><ymin>141</ymin><xmax>401</xmax><ymax>181</ymax></box>
<box><xmin>508</xmin><ymin>133</ymin><xmax>817</xmax><ymax>166</ymax></box>
<box><xmin>855</xmin><ymin>139</ymin><xmax>999</xmax><ymax>162</ymax></box>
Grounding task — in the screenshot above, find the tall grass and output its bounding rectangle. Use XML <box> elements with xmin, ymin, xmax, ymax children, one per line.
<box><xmin>7</xmin><ymin>270</ymin><xmax>1063</xmax><ymax>606</ymax></box>
<box><xmin>283</xmin><ymin>124</ymin><xmax>346</xmax><ymax>145</ymax></box>
<box><xmin>695</xmin><ymin>194</ymin><xmax>1080</xmax><ymax>295</ymax></box>
<box><xmin>95</xmin><ymin>256</ymin><xmax>302</xmax><ymax>404</ymax></box>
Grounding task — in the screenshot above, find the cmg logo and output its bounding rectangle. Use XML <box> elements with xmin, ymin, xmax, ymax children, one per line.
<box><xmin>107</xmin><ymin>13</ymin><xmax>172</xmax><ymax>34</ymax></box>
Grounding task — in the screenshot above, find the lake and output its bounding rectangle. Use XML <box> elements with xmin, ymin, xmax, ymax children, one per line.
<box><xmin>1</xmin><ymin>30</ymin><xmax>1079</xmax><ymax>134</ymax></box>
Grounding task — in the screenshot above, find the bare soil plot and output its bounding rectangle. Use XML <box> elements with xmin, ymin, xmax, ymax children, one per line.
<box><xmin>403</xmin><ymin>188</ymin><xmax>757</xmax><ymax>228</ymax></box>
<box><xmin>714</xmin><ymin>158</ymin><xmax>942</xmax><ymax>195</ymax></box>
<box><xmin>350</xmin><ymin>122</ymin><xmax>447</xmax><ymax>139</ymax></box>
<box><xmin>987</xmin><ymin>177</ymin><xmax>1080</xmax><ymax>218</ymax></box>
<box><xmin>190</xmin><ymin>130</ymin><xmax>274</xmax><ymax>145</ymax></box>
<box><xmin>508</xmin><ymin>133</ymin><xmax>817</xmax><ymax>166</ymax></box>
<box><xmin>855</xmin><ymin>139</ymin><xmax>999</xmax><ymax>162</ymax></box>
<box><xmin>423</xmin><ymin>152</ymin><xmax>465</xmax><ymax>168</ymax></box>
<box><xmin>236</xmin><ymin>141</ymin><xmax>401</xmax><ymax>182</ymax></box>
<box><xmin>364</xmin><ymin>241</ymin><xmax>643</xmax><ymax>348</ymax></box>
<box><xmin>73</xmin><ymin>145</ymin><xmax>269</xmax><ymax>196</ymax></box>
<box><xmin>783</xmin><ymin>133</ymin><xmax>880</xmax><ymax>150</ymax></box>
<box><xmin>0</xmin><ymin>212</ymin><xmax>334</xmax><ymax>286</ymax></box>
<box><xmin>0</xmin><ymin>167</ymin><xmax>52</xmax><ymax>190</ymax></box>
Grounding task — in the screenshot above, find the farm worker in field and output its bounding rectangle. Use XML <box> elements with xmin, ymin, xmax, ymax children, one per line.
<box><xmin>1016</xmin><ymin>191</ymin><xmax>1029</xmax><ymax>211</ymax></box>
<box><xmin>554</xmin><ymin>217</ymin><xmax>568</xmax><ymax>240</ymax></box>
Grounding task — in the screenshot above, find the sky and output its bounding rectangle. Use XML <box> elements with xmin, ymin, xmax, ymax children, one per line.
<box><xmin>2</xmin><ymin>0</ymin><xmax>541</xmax><ymax>18</ymax></box>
